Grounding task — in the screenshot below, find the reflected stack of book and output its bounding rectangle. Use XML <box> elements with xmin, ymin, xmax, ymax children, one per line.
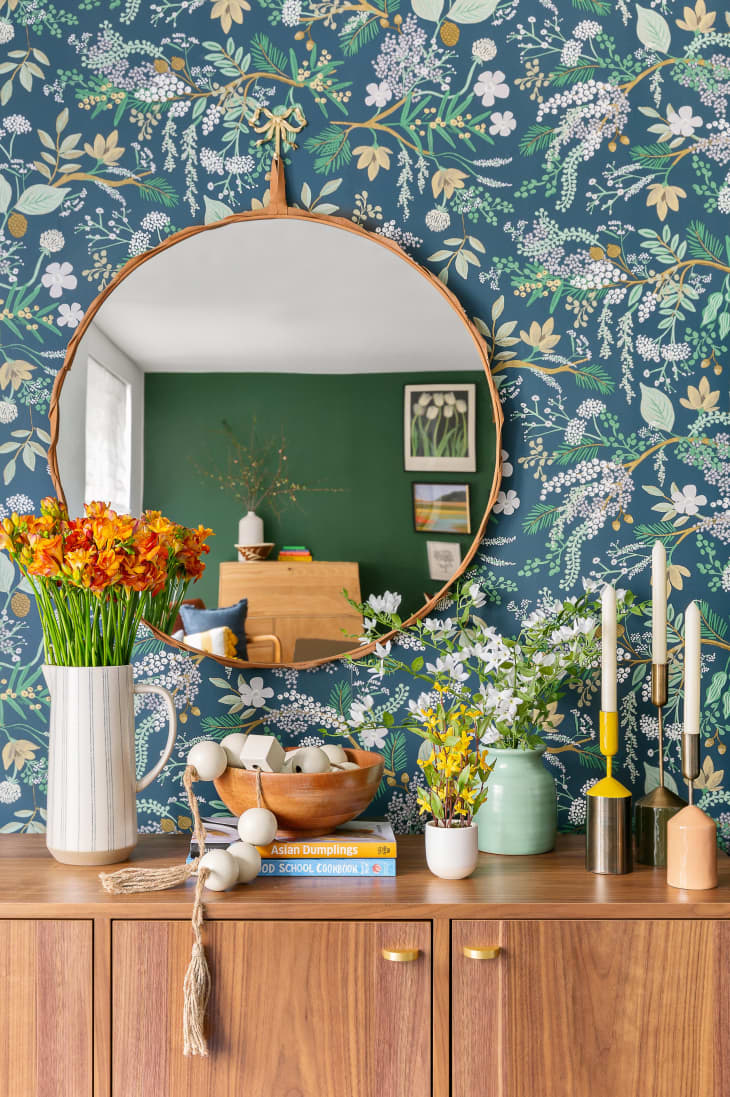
<box><xmin>278</xmin><ymin>545</ymin><xmax>313</xmax><ymax>562</ymax></box>
<box><xmin>191</xmin><ymin>819</ymin><xmax>397</xmax><ymax>876</ymax></box>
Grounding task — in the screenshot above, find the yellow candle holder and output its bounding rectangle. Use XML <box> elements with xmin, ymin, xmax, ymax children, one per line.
<box><xmin>586</xmin><ymin>711</ymin><xmax>632</xmax><ymax>875</ymax></box>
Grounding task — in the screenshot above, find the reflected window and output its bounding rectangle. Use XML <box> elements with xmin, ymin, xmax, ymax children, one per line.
<box><xmin>84</xmin><ymin>358</ymin><xmax>132</xmax><ymax>513</ymax></box>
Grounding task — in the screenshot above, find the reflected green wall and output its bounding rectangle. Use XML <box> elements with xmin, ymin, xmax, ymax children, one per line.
<box><xmin>143</xmin><ymin>372</ymin><xmax>496</xmax><ymax>612</ymax></box>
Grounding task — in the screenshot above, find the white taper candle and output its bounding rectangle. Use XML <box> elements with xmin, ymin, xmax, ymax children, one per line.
<box><xmin>651</xmin><ymin>541</ymin><xmax>667</xmax><ymax>664</ymax></box>
<box><xmin>684</xmin><ymin>601</ymin><xmax>701</xmax><ymax>736</ymax></box>
<box><xmin>601</xmin><ymin>584</ymin><xmax>617</xmax><ymax>712</ymax></box>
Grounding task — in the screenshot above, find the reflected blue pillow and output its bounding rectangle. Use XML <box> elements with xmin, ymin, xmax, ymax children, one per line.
<box><xmin>179</xmin><ymin>598</ymin><xmax>248</xmax><ymax>660</ymax></box>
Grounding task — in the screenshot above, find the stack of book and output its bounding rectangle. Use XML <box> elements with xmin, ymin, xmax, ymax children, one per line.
<box><xmin>191</xmin><ymin>819</ymin><xmax>397</xmax><ymax>876</ymax></box>
<box><xmin>278</xmin><ymin>545</ymin><xmax>313</xmax><ymax>562</ymax></box>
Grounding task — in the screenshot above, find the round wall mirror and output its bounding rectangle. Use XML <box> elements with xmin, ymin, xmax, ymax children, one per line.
<box><xmin>50</xmin><ymin>206</ymin><xmax>502</xmax><ymax>668</ymax></box>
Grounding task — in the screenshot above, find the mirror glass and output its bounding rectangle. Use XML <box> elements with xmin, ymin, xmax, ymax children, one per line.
<box><xmin>54</xmin><ymin>216</ymin><xmax>498</xmax><ymax>665</ymax></box>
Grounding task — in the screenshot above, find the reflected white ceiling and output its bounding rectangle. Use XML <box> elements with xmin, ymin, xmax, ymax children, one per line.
<box><xmin>87</xmin><ymin>217</ymin><xmax>484</xmax><ymax>374</ymax></box>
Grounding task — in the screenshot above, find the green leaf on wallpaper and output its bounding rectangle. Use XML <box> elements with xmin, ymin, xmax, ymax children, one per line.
<box><xmin>341</xmin><ymin>13</ymin><xmax>381</xmax><ymax>55</ymax></box>
<box><xmin>701</xmin><ymin>291</ymin><xmax>723</xmax><ymax>326</ymax></box>
<box><xmin>411</xmin><ymin>0</ymin><xmax>443</xmax><ymax>21</ymax></box>
<box><xmin>204</xmin><ymin>196</ymin><xmax>233</xmax><ymax>224</ymax></box>
<box><xmin>0</xmin><ymin>173</ymin><xmax>11</xmax><ymax>215</ymax></box>
<box><xmin>0</xmin><ymin>553</ymin><xmax>13</xmax><ymax>595</ymax></box>
<box><xmin>519</xmin><ymin>124</ymin><xmax>554</xmax><ymax>156</ymax></box>
<box><xmin>550</xmin><ymin>65</ymin><xmax>598</xmax><ymax>87</ymax></box>
<box><xmin>724</xmin><ymin>691</ymin><xmax>730</xmax><ymax>720</ymax></box>
<box><xmin>639</xmin><ymin>383</ymin><xmax>675</xmax><ymax>432</ymax></box>
<box><xmin>251</xmin><ymin>34</ymin><xmax>288</xmax><ymax>78</ymax></box>
<box><xmin>573</xmin><ymin>363</ymin><xmax>613</xmax><ymax>393</ymax></box>
<box><xmin>706</xmin><ymin>671</ymin><xmax>727</xmax><ymax>705</ymax></box>
<box><xmin>631</xmin><ymin>663</ymin><xmax>646</xmax><ymax>688</ymax></box>
<box><xmin>14</xmin><ymin>184</ymin><xmax>69</xmax><ymax>216</ymax></box>
<box><xmin>719</xmin><ymin>312</ymin><xmax>730</xmax><ymax>339</ymax></box>
<box><xmin>16</xmin><ymin>573</ymin><xmax>34</xmax><ymax>595</ymax></box>
<box><xmin>319</xmin><ymin>178</ymin><xmax>342</xmax><ymax>197</ymax></box>
<box><xmin>305</xmin><ymin>127</ymin><xmax>352</xmax><ymax>174</ymax></box>
<box><xmin>447</xmin><ymin>0</ymin><xmax>498</xmax><ymax>23</ymax></box>
<box><xmin>137</xmin><ymin>177</ymin><xmax>178</xmax><ymax>207</ymax></box>
<box><xmin>635</xmin><ymin>4</ymin><xmax>670</xmax><ymax>53</ymax></box>
<box><xmin>643</xmin><ymin>762</ymin><xmax>679</xmax><ymax>796</ymax></box>
<box><xmin>687</xmin><ymin>221</ymin><xmax>723</xmax><ymax>263</ymax></box>
<box><xmin>524</xmin><ymin>503</ymin><xmax>560</xmax><ymax>533</ymax></box>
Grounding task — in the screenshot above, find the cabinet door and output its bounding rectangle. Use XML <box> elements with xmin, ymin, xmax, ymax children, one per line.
<box><xmin>112</xmin><ymin>919</ymin><xmax>430</xmax><ymax>1097</ymax></box>
<box><xmin>0</xmin><ymin>920</ymin><xmax>92</xmax><ymax>1097</ymax></box>
<box><xmin>453</xmin><ymin>919</ymin><xmax>729</xmax><ymax>1097</ymax></box>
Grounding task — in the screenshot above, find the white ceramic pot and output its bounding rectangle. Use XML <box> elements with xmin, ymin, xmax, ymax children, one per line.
<box><xmin>424</xmin><ymin>821</ymin><xmax>479</xmax><ymax>879</ymax></box>
<box><xmin>44</xmin><ymin>665</ymin><xmax>177</xmax><ymax>866</ymax></box>
<box><xmin>238</xmin><ymin>511</ymin><xmax>264</xmax><ymax>547</ymax></box>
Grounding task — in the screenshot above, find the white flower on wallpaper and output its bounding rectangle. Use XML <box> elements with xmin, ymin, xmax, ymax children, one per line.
<box><xmin>57</xmin><ymin>303</ymin><xmax>84</xmax><ymax>328</ymax></box>
<box><xmin>364</xmin><ymin>80</ymin><xmax>391</xmax><ymax>108</ymax></box>
<box><xmin>473</xmin><ymin>70</ymin><xmax>509</xmax><ymax>107</ymax></box>
<box><xmin>667</xmin><ymin>106</ymin><xmax>703</xmax><ymax>137</ymax></box>
<box><xmin>493</xmin><ymin>490</ymin><xmax>520</xmax><ymax>516</ymax></box>
<box><xmin>670</xmin><ymin>485</ymin><xmax>708</xmax><ymax>516</ymax></box>
<box><xmin>489</xmin><ymin>111</ymin><xmax>516</xmax><ymax>136</ymax></box>
<box><xmin>41</xmin><ymin>262</ymin><xmax>77</xmax><ymax>298</ymax></box>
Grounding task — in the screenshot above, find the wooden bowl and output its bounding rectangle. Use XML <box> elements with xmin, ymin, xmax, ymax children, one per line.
<box><xmin>235</xmin><ymin>542</ymin><xmax>274</xmax><ymax>562</ymax></box>
<box><xmin>214</xmin><ymin>748</ymin><xmax>385</xmax><ymax>838</ymax></box>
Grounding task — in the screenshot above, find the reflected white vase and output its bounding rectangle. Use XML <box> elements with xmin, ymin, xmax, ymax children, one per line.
<box><xmin>238</xmin><ymin>510</ymin><xmax>264</xmax><ymax>547</ymax></box>
<box><xmin>44</xmin><ymin>665</ymin><xmax>177</xmax><ymax>865</ymax></box>
<box><xmin>424</xmin><ymin>821</ymin><xmax>478</xmax><ymax>879</ymax></box>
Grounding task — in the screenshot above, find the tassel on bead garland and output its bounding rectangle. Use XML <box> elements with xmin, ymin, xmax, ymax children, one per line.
<box><xmin>183</xmin><ymin>867</ymin><xmax>211</xmax><ymax>1057</ymax></box>
<box><xmin>98</xmin><ymin>764</ymin><xmax>213</xmax><ymax>1056</ymax></box>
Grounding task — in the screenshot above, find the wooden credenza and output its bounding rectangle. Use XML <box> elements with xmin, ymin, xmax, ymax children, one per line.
<box><xmin>1</xmin><ymin>835</ymin><xmax>728</xmax><ymax>1097</ymax></box>
<box><xmin>219</xmin><ymin>560</ymin><xmax>362</xmax><ymax>662</ymax></box>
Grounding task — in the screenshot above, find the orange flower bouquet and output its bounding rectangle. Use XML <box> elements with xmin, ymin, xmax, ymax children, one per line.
<box><xmin>139</xmin><ymin>510</ymin><xmax>213</xmax><ymax>636</ymax></box>
<box><xmin>0</xmin><ymin>498</ymin><xmax>212</xmax><ymax>666</ymax></box>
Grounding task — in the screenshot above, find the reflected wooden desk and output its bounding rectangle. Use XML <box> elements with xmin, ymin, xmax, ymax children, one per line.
<box><xmin>219</xmin><ymin>560</ymin><xmax>362</xmax><ymax>662</ymax></box>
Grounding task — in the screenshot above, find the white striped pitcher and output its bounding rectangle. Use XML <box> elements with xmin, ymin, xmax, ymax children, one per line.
<box><xmin>44</xmin><ymin>664</ymin><xmax>177</xmax><ymax>865</ymax></box>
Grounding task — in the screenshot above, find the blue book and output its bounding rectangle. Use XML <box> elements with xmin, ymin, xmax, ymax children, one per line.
<box><xmin>258</xmin><ymin>858</ymin><xmax>396</xmax><ymax>877</ymax></box>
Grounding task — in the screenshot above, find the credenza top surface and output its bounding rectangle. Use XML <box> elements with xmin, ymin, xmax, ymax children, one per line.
<box><xmin>0</xmin><ymin>834</ymin><xmax>727</xmax><ymax>918</ymax></box>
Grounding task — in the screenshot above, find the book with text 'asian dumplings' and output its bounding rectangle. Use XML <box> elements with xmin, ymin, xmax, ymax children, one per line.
<box><xmin>191</xmin><ymin>817</ymin><xmax>397</xmax><ymax>859</ymax></box>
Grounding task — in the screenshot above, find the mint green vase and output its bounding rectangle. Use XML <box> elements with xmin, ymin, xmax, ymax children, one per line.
<box><xmin>476</xmin><ymin>744</ymin><xmax>557</xmax><ymax>855</ymax></box>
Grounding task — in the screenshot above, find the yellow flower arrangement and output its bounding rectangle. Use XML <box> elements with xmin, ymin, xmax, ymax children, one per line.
<box><xmin>0</xmin><ymin>498</ymin><xmax>212</xmax><ymax>666</ymax></box>
<box><xmin>415</xmin><ymin>690</ymin><xmax>494</xmax><ymax>827</ymax></box>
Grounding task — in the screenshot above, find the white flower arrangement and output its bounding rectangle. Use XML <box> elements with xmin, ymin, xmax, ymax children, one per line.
<box><xmin>348</xmin><ymin>581</ymin><xmax>640</xmax><ymax>751</ymax></box>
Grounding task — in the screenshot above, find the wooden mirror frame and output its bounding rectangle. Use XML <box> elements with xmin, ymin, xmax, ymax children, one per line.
<box><xmin>48</xmin><ymin>159</ymin><xmax>503</xmax><ymax>670</ymax></box>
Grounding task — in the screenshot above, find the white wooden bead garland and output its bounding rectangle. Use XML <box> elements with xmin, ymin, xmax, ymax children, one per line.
<box><xmin>99</xmin><ymin>741</ymin><xmax>281</xmax><ymax>1058</ymax></box>
<box><xmin>98</xmin><ymin>735</ymin><xmax>360</xmax><ymax>1056</ymax></box>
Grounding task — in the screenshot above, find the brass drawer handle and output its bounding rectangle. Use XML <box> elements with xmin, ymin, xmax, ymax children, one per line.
<box><xmin>463</xmin><ymin>945</ymin><xmax>501</xmax><ymax>960</ymax></box>
<box><xmin>382</xmin><ymin>947</ymin><xmax>420</xmax><ymax>963</ymax></box>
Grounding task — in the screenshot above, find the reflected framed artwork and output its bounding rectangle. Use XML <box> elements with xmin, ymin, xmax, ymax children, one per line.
<box><xmin>413</xmin><ymin>483</ymin><xmax>471</xmax><ymax>535</ymax></box>
<box><xmin>426</xmin><ymin>540</ymin><xmax>462</xmax><ymax>581</ymax></box>
<box><xmin>404</xmin><ymin>382</ymin><xmax>476</xmax><ymax>472</ymax></box>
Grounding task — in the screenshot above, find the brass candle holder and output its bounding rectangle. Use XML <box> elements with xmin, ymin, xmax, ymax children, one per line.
<box><xmin>682</xmin><ymin>730</ymin><xmax>700</xmax><ymax>803</ymax></box>
<box><xmin>634</xmin><ymin>663</ymin><xmax>686</xmax><ymax>866</ymax></box>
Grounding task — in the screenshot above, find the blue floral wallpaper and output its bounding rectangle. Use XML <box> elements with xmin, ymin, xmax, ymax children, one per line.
<box><xmin>0</xmin><ymin>0</ymin><xmax>728</xmax><ymax>843</ymax></box>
